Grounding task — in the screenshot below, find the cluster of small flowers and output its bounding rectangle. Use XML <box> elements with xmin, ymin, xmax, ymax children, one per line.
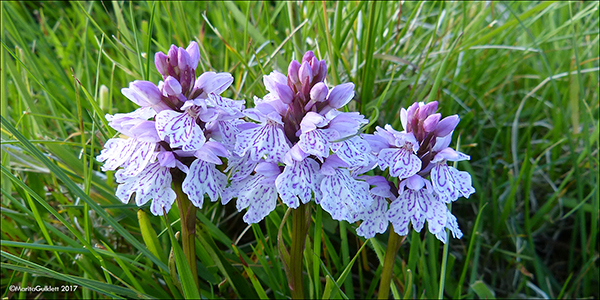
<box><xmin>98</xmin><ymin>43</ymin><xmax>475</xmax><ymax>243</ymax></box>
<box><xmin>97</xmin><ymin>41</ymin><xmax>246</xmax><ymax>216</ymax></box>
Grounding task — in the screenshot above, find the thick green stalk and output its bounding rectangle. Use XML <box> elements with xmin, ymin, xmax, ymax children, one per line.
<box><xmin>378</xmin><ymin>231</ymin><xmax>401</xmax><ymax>299</ymax></box>
<box><xmin>174</xmin><ymin>181</ymin><xmax>199</xmax><ymax>291</ymax></box>
<box><xmin>290</xmin><ymin>203</ymin><xmax>309</xmax><ymax>299</ymax></box>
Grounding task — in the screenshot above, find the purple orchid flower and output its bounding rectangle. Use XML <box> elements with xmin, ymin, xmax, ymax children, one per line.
<box><xmin>359</xmin><ymin>101</ymin><xmax>473</xmax><ymax>243</ymax></box>
<box><xmin>97</xmin><ymin>41</ymin><xmax>248</xmax><ymax>216</ymax></box>
<box><xmin>228</xmin><ymin>51</ymin><xmax>376</xmax><ymax>224</ymax></box>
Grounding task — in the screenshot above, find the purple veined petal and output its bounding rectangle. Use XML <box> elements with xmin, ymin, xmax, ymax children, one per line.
<box><xmin>155</xmin><ymin>110</ymin><xmax>206</xmax><ymax>151</ymax></box>
<box><xmin>331</xmin><ymin>136</ymin><xmax>375</xmax><ymax>167</ymax></box>
<box><xmin>195</xmin><ymin>72</ymin><xmax>234</xmax><ymax>96</ymax></box>
<box><xmin>206</xmin><ymin>94</ymin><xmax>245</xmax><ymax>117</ymax></box>
<box><xmin>432</xmin><ymin>147</ymin><xmax>471</xmax><ymax>163</ymax></box>
<box><xmin>225</xmin><ymin>152</ymin><xmax>259</xmax><ymax>182</ymax></box>
<box><xmin>122</xmin><ymin>81</ymin><xmax>163</xmax><ymax>107</ymax></box>
<box><xmin>119</xmin><ymin>141</ymin><xmax>157</xmax><ymax>179</ymax></box>
<box><xmin>209</xmin><ymin>119</ymin><xmax>243</xmax><ymax>147</ymax></box>
<box><xmin>356</xmin><ymin>195</ymin><xmax>389</xmax><ymax>239</ymax></box>
<box><xmin>300</xmin><ymin>112</ymin><xmax>328</xmax><ymax>133</ymax></box>
<box><xmin>327</xmin><ymin>83</ymin><xmax>355</xmax><ymax>109</ymax></box>
<box><xmin>150</xmin><ymin>187</ymin><xmax>177</xmax><ymax>216</ymax></box>
<box><xmin>387</xmin><ymin>193</ymin><xmax>410</xmax><ymax>236</ymax></box>
<box><xmin>275</xmin><ymin>158</ymin><xmax>323</xmax><ymax>208</ymax></box>
<box><xmin>182</xmin><ymin>159</ymin><xmax>228</xmax><ymax>208</ymax></box>
<box><xmin>449</xmin><ymin>167</ymin><xmax>476</xmax><ymax>198</ymax></box>
<box><xmin>424</xmin><ymin>196</ymin><xmax>448</xmax><ymax>235</ymax></box>
<box><xmin>186</xmin><ymin>41</ymin><xmax>200</xmax><ymax>70</ymax></box>
<box><xmin>234</xmin><ymin>121</ymin><xmax>290</xmax><ymax>163</ymax></box>
<box><xmin>263</xmin><ymin>71</ymin><xmax>288</xmax><ymax>93</ymax></box>
<box><xmin>430</xmin><ymin>163</ymin><xmax>458</xmax><ymax>203</ymax></box>
<box><xmin>97</xmin><ymin>138</ymin><xmax>128</xmax><ymax>170</ymax></box>
<box><xmin>115</xmin><ymin>162</ymin><xmax>176</xmax><ymax>215</ymax></box>
<box><xmin>319</xmin><ymin>169</ymin><xmax>373</xmax><ymax>222</ymax></box>
<box><xmin>392</xmin><ymin>131</ymin><xmax>419</xmax><ymax>152</ymax></box>
<box><xmin>446</xmin><ymin>210</ymin><xmax>463</xmax><ymax>239</ymax></box>
<box><xmin>298</xmin><ymin>129</ymin><xmax>333</xmax><ymax>160</ymax></box>
<box><xmin>378</xmin><ymin>148</ymin><xmax>422</xmax><ymax>179</ymax></box>
<box><xmin>230</xmin><ymin>174</ymin><xmax>278</xmax><ymax>224</ymax></box>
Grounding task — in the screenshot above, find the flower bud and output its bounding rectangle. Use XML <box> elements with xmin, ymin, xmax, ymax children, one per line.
<box><xmin>163</xmin><ymin>76</ymin><xmax>182</xmax><ymax>97</ymax></box>
<box><xmin>287</xmin><ymin>60</ymin><xmax>301</xmax><ymax>85</ymax></box>
<box><xmin>299</xmin><ymin>61</ymin><xmax>313</xmax><ymax>87</ymax></box>
<box><xmin>314</xmin><ymin>60</ymin><xmax>327</xmax><ymax>83</ymax></box>
<box><xmin>167</xmin><ymin>45</ymin><xmax>178</xmax><ymax>68</ymax></box>
<box><xmin>422</xmin><ymin>113</ymin><xmax>441</xmax><ymax>133</ymax></box>
<box><xmin>417</xmin><ymin>101</ymin><xmax>438</xmax><ymax>120</ymax></box>
<box><xmin>310</xmin><ymin>57</ymin><xmax>320</xmax><ymax>76</ymax></box>
<box><xmin>310</xmin><ymin>82</ymin><xmax>328</xmax><ymax>103</ymax></box>
<box><xmin>186</xmin><ymin>41</ymin><xmax>200</xmax><ymax>71</ymax></box>
<box><xmin>302</xmin><ymin>51</ymin><xmax>316</xmax><ymax>63</ymax></box>
<box><xmin>327</xmin><ymin>82</ymin><xmax>354</xmax><ymax>109</ymax></box>
<box><xmin>155</xmin><ymin>52</ymin><xmax>169</xmax><ymax>78</ymax></box>
<box><xmin>435</xmin><ymin>114</ymin><xmax>459</xmax><ymax>137</ymax></box>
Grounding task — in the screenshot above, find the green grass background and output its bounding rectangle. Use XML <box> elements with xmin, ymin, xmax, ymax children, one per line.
<box><xmin>1</xmin><ymin>1</ymin><xmax>598</xmax><ymax>299</ymax></box>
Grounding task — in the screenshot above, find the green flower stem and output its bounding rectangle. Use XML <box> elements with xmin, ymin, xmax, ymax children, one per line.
<box><xmin>378</xmin><ymin>231</ymin><xmax>401</xmax><ymax>299</ymax></box>
<box><xmin>174</xmin><ymin>181</ymin><xmax>199</xmax><ymax>291</ymax></box>
<box><xmin>290</xmin><ymin>203</ymin><xmax>309</xmax><ymax>299</ymax></box>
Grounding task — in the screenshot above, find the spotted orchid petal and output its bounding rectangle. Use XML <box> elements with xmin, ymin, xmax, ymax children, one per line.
<box><xmin>182</xmin><ymin>159</ymin><xmax>227</xmax><ymax>208</ymax></box>
<box><xmin>298</xmin><ymin>128</ymin><xmax>338</xmax><ymax>160</ymax></box>
<box><xmin>449</xmin><ymin>167</ymin><xmax>476</xmax><ymax>198</ymax></box>
<box><xmin>155</xmin><ymin>109</ymin><xmax>206</xmax><ymax>151</ymax></box>
<box><xmin>430</xmin><ymin>163</ymin><xmax>459</xmax><ymax>203</ymax></box>
<box><xmin>378</xmin><ymin>148</ymin><xmax>422</xmax><ymax>179</ymax></box>
<box><xmin>225</xmin><ymin>152</ymin><xmax>259</xmax><ymax>182</ymax></box>
<box><xmin>118</xmin><ymin>141</ymin><xmax>158</xmax><ymax>179</ymax></box>
<box><xmin>319</xmin><ymin>169</ymin><xmax>372</xmax><ymax>222</ymax></box>
<box><xmin>235</xmin><ymin>122</ymin><xmax>290</xmax><ymax>163</ymax></box>
<box><xmin>275</xmin><ymin>158</ymin><xmax>323</xmax><ymax>208</ymax></box>
<box><xmin>115</xmin><ymin>162</ymin><xmax>176</xmax><ymax>216</ymax></box>
<box><xmin>356</xmin><ymin>195</ymin><xmax>389</xmax><ymax>239</ymax></box>
<box><xmin>228</xmin><ymin>174</ymin><xmax>278</xmax><ymax>224</ymax></box>
<box><xmin>331</xmin><ymin>136</ymin><xmax>375</xmax><ymax>167</ymax></box>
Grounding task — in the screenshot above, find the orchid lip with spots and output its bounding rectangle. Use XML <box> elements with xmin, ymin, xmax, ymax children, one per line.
<box><xmin>97</xmin><ymin>41</ymin><xmax>248</xmax><ymax>216</ymax></box>
<box><xmin>226</xmin><ymin>51</ymin><xmax>377</xmax><ymax>224</ymax></box>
